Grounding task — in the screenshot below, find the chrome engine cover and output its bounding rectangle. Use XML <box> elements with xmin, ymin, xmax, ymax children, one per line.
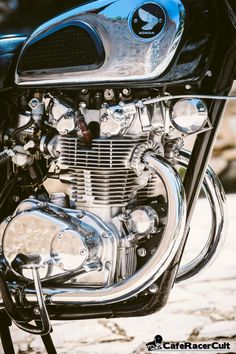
<box><xmin>0</xmin><ymin>199</ymin><xmax>120</xmax><ymax>287</ymax></box>
<box><xmin>15</xmin><ymin>0</ymin><xmax>185</xmax><ymax>86</ymax></box>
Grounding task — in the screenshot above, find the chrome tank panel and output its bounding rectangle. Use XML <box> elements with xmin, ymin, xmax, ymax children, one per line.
<box><xmin>15</xmin><ymin>0</ymin><xmax>185</xmax><ymax>86</ymax></box>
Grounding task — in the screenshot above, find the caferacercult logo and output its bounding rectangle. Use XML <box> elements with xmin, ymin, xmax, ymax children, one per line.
<box><xmin>145</xmin><ymin>334</ymin><xmax>231</xmax><ymax>352</ymax></box>
<box><xmin>129</xmin><ymin>2</ymin><xmax>166</xmax><ymax>41</ymax></box>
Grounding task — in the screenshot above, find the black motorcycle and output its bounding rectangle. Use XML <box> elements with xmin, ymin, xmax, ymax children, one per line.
<box><xmin>0</xmin><ymin>1</ymin><xmax>235</xmax><ymax>352</ymax></box>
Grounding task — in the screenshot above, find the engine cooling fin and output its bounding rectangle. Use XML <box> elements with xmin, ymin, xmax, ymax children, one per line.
<box><xmin>59</xmin><ymin>136</ymin><xmax>159</xmax><ymax>207</ymax></box>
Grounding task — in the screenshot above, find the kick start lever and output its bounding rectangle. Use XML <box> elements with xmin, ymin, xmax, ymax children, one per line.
<box><xmin>0</xmin><ymin>262</ymin><xmax>52</xmax><ymax>335</ymax></box>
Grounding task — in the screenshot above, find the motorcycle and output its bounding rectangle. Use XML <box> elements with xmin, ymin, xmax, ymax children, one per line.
<box><xmin>0</xmin><ymin>0</ymin><xmax>235</xmax><ymax>352</ymax></box>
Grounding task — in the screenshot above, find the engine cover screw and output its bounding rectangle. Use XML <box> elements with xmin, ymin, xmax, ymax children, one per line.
<box><xmin>77</xmin><ymin>212</ymin><xmax>84</xmax><ymax>218</ymax></box>
<box><xmin>185</xmin><ymin>84</ymin><xmax>192</xmax><ymax>90</ymax></box>
<box><xmin>149</xmin><ymin>283</ymin><xmax>159</xmax><ymax>294</ymax></box>
<box><xmin>102</xmin><ymin>232</ymin><xmax>108</xmax><ymax>238</ymax></box>
<box><xmin>80</xmin><ymin>248</ymin><xmax>87</xmax><ymax>256</ymax></box>
<box><xmin>33</xmin><ymin>307</ymin><xmax>40</xmax><ymax>315</ymax></box>
<box><xmin>137</xmin><ymin>248</ymin><xmax>147</xmax><ymax>257</ymax></box>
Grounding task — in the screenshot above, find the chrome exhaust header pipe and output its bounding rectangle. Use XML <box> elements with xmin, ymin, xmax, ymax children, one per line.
<box><xmin>176</xmin><ymin>150</ymin><xmax>227</xmax><ymax>282</ymax></box>
<box><xmin>34</xmin><ymin>153</ymin><xmax>186</xmax><ymax>305</ymax></box>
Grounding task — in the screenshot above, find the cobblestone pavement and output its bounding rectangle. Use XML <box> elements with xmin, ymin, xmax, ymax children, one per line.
<box><xmin>2</xmin><ymin>195</ymin><xmax>236</xmax><ymax>354</ymax></box>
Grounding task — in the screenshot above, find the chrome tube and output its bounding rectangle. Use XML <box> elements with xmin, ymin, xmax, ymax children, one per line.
<box><xmin>27</xmin><ymin>154</ymin><xmax>186</xmax><ymax>305</ymax></box>
<box><xmin>176</xmin><ymin>150</ymin><xmax>227</xmax><ymax>282</ymax></box>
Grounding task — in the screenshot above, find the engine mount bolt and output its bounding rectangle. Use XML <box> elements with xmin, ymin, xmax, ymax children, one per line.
<box><xmin>148</xmin><ymin>283</ymin><xmax>159</xmax><ymax>294</ymax></box>
<box><xmin>137</xmin><ymin>248</ymin><xmax>147</xmax><ymax>257</ymax></box>
<box><xmin>33</xmin><ymin>307</ymin><xmax>40</xmax><ymax>316</ymax></box>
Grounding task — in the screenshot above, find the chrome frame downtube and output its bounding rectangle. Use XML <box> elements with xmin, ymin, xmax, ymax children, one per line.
<box><xmin>176</xmin><ymin>150</ymin><xmax>227</xmax><ymax>282</ymax></box>
<box><xmin>25</xmin><ymin>153</ymin><xmax>186</xmax><ymax>305</ymax></box>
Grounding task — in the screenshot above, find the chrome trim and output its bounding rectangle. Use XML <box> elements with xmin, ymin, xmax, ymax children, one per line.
<box><xmin>176</xmin><ymin>150</ymin><xmax>227</xmax><ymax>282</ymax></box>
<box><xmin>25</xmin><ymin>153</ymin><xmax>186</xmax><ymax>304</ymax></box>
<box><xmin>15</xmin><ymin>0</ymin><xmax>185</xmax><ymax>86</ymax></box>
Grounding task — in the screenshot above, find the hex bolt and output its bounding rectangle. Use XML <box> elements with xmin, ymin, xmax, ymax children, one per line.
<box><xmin>122</xmin><ymin>88</ymin><xmax>131</xmax><ymax>96</ymax></box>
<box><xmin>185</xmin><ymin>84</ymin><xmax>192</xmax><ymax>90</ymax></box>
<box><xmin>77</xmin><ymin>212</ymin><xmax>84</xmax><ymax>218</ymax></box>
<box><xmin>13</xmin><ymin>195</ymin><xmax>20</xmax><ymax>202</ymax></box>
<box><xmin>137</xmin><ymin>248</ymin><xmax>147</xmax><ymax>257</ymax></box>
<box><xmin>102</xmin><ymin>232</ymin><xmax>108</xmax><ymax>238</ymax></box>
<box><xmin>33</xmin><ymin>307</ymin><xmax>40</xmax><ymax>315</ymax></box>
<box><xmin>149</xmin><ymin>283</ymin><xmax>159</xmax><ymax>294</ymax></box>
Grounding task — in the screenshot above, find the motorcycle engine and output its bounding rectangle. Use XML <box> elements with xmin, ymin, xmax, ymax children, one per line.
<box><xmin>0</xmin><ymin>88</ymin><xmax>208</xmax><ymax>290</ymax></box>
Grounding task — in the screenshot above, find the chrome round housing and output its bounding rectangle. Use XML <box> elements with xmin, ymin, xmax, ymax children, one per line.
<box><xmin>128</xmin><ymin>206</ymin><xmax>159</xmax><ymax>235</ymax></box>
<box><xmin>170</xmin><ymin>98</ymin><xmax>208</xmax><ymax>134</ymax></box>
